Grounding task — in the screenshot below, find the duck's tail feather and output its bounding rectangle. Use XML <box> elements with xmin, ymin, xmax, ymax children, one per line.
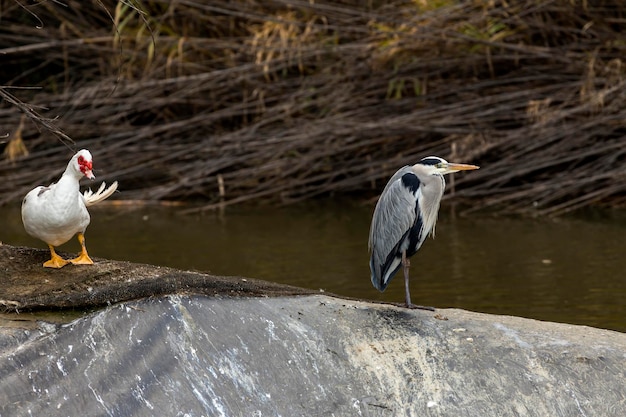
<box><xmin>83</xmin><ymin>181</ymin><xmax>118</xmax><ymax>207</ymax></box>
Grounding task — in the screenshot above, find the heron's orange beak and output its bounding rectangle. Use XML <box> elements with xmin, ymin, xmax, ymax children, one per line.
<box><xmin>447</xmin><ymin>163</ymin><xmax>480</xmax><ymax>171</ymax></box>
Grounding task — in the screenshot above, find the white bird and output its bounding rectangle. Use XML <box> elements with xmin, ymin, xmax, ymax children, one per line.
<box><xmin>21</xmin><ymin>149</ymin><xmax>118</xmax><ymax>268</ymax></box>
<box><xmin>369</xmin><ymin>156</ymin><xmax>479</xmax><ymax>308</ymax></box>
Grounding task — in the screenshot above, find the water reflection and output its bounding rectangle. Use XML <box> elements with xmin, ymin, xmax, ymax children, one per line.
<box><xmin>1</xmin><ymin>202</ymin><xmax>625</xmax><ymax>332</ymax></box>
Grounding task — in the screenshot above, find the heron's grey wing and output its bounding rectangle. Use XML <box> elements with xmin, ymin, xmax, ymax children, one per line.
<box><xmin>368</xmin><ymin>166</ymin><xmax>411</xmax><ymax>250</ymax></box>
<box><xmin>369</xmin><ymin>175</ymin><xmax>419</xmax><ymax>290</ymax></box>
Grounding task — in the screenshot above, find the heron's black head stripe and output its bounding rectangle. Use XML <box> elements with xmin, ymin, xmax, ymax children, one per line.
<box><xmin>401</xmin><ymin>172</ymin><xmax>420</xmax><ymax>193</ymax></box>
<box><xmin>420</xmin><ymin>157</ymin><xmax>445</xmax><ymax>166</ymax></box>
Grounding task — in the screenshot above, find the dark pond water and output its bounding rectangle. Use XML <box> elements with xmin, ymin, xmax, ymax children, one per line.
<box><xmin>2</xmin><ymin>202</ymin><xmax>625</xmax><ymax>332</ymax></box>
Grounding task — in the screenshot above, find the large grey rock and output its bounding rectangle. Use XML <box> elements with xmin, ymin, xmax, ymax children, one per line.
<box><xmin>1</xmin><ymin>294</ymin><xmax>625</xmax><ymax>416</ymax></box>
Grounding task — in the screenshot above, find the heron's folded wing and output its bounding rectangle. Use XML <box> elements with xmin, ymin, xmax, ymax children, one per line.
<box><xmin>369</xmin><ymin>177</ymin><xmax>419</xmax><ymax>286</ymax></box>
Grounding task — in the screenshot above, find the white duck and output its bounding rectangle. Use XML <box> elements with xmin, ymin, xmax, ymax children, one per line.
<box><xmin>21</xmin><ymin>149</ymin><xmax>118</xmax><ymax>268</ymax></box>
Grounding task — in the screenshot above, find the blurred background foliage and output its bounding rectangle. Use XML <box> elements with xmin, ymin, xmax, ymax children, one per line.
<box><xmin>1</xmin><ymin>0</ymin><xmax>625</xmax><ymax>215</ymax></box>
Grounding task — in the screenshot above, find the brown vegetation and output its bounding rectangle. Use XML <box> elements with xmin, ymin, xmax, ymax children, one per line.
<box><xmin>1</xmin><ymin>0</ymin><xmax>625</xmax><ymax>215</ymax></box>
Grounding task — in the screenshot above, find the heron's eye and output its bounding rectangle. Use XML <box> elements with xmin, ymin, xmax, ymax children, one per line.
<box><xmin>435</xmin><ymin>163</ymin><xmax>443</xmax><ymax>168</ymax></box>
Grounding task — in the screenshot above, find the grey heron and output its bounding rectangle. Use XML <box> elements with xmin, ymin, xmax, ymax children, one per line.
<box><xmin>368</xmin><ymin>156</ymin><xmax>479</xmax><ymax>308</ymax></box>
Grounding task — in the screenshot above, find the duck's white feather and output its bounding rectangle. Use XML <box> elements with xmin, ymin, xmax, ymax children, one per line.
<box><xmin>22</xmin><ymin>174</ymin><xmax>90</xmax><ymax>247</ymax></box>
<box><xmin>83</xmin><ymin>181</ymin><xmax>118</xmax><ymax>207</ymax></box>
<box><xmin>21</xmin><ymin>150</ymin><xmax>117</xmax><ymax>247</ymax></box>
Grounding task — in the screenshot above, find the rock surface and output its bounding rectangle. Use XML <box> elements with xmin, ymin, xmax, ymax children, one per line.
<box><xmin>1</xmin><ymin>243</ymin><xmax>625</xmax><ymax>416</ymax></box>
<box><xmin>1</xmin><ymin>295</ymin><xmax>625</xmax><ymax>416</ymax></box>
<box><xmin>0</xmin><ymin>244</ymin><xmax>313</xmax><ymax>311</ymax></box>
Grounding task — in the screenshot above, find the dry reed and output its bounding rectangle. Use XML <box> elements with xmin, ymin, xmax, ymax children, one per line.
<box><xmin>1</xmin><ymin>0</ymin><xmax>625</xmax><ymax>216</ymax></box>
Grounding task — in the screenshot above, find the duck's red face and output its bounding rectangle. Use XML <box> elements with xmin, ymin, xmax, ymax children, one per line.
<box><xmin>77</xmin><ymin>155</ymin><xmax>95</xmax><ymax>179</ymax></box>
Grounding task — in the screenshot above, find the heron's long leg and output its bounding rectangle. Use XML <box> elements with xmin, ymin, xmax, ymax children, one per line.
<box><xmin>402</xmin><ymin>250</ymin><xmax>412</xmax><ymax>307</ymax></box>
<box><xmin>70</xmin><ymin>233</ymin><xmax>94</xmax><ymax>265</ymax></box>
<box><xmin>43</xmin><ymin>244</ymin><xmax>69</xmax><ymax>268</ymax></box>
<box><xmin>402</xmin><ymin>251</ymin><xmax>435</xmax><ymax>311</ymax></box>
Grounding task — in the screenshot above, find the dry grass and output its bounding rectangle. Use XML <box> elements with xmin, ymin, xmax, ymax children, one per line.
<box><xmin>1</xmin><ymin>0</ymin><xmax>625</xmax><ymax>215</ymax></box>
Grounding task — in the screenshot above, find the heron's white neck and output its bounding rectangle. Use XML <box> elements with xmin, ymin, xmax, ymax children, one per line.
<box><xmin>418</xmin><ymin>173</ymin><xmax>445</xmax><ymax>238</ymax></box>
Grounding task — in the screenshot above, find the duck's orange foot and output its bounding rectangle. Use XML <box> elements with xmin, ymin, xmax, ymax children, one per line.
<box><xmin>70</xmin><ymin>252</ymin><xmax>93</xmax><ymax>265</ymax></box>
<box><xmin>43</xmin><ymin>251</ymin><xmax>69</xmax><ymax>268</ymax></box>
<box><xmin>70</xmin><ymin>232</ymin><xmax>94</xmax><ymax>265</ymax></box>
